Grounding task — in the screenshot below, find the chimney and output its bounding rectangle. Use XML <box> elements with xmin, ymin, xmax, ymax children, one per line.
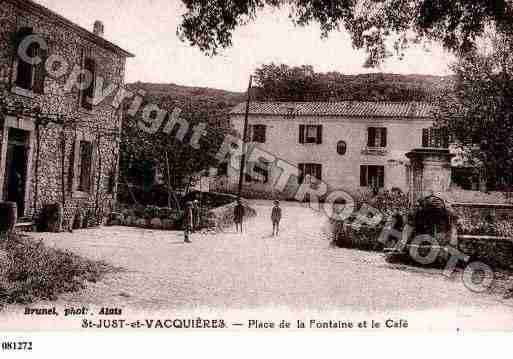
<box><xmin>93</xmin><ymin>21</ymin><xmax>104</xmax><ymax>37</ymax></box>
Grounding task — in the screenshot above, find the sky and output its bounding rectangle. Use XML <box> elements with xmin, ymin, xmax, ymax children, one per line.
<box><xmin>36</xmin><ymin>0</ymin><xmax>456</xmax><ymax>92</ymax></box>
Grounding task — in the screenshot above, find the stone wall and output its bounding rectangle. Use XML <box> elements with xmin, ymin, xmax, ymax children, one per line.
<box><xmin>207</xmin><ymin>200</ymin><xmax>256</xmax><ymax>232</ymax></box>
<box><xmin>0</xmin><ymin>0</ymin><xmax>128</xmax><ymax>228</ymax></box>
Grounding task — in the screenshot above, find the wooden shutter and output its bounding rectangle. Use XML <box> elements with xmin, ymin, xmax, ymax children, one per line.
<box><xmin>316</xmin><ymin>164</ymin><xmax>322</xmax><ymax>181</ymax></box>
<box><xmin>368</xmin><ymin>127</ymin><xmax>376</xmax><ymax>147</ymax></box>
<box><xmin>433</xmin><ymin>128</ymin><xmax>440</xmax><ymax>147</ymax></box>
<box><xmin>33</xmin><ymin>45</ymin><xmax>47</xmax><ymax>94</ymax></box>
<box><xmin>378</xmin><ymin>166</ymin><xmax>385</xmax><ymax>188</ymax></box>
<box><xmin>14</xmin><ymin>27</ymin><xmax>34</xmax><ymax>90</ymax></box>
<box><xmin>442</xmin><ymin>127</ymin><xmax>449</xmax><ymax>148</ymax></box>
<box><xmin>299</xmin><ymin>125</ymin><xmax>305</xmax><ymax>144</ymax></box>
<box><xmin>422</xmin><ymin>129</ymin><xmax>429</xmax><ymax>147</ymax></box>
<box><xmin>261</xmin><ymin>160</ymin><xmax>270</xmax><ymax>183</ymax></box>
<box><xmin>360</xmin><ymin>165</ymin><xmax>367</xmax><ymax>187</ymax></box>
<box><xmin>317</xmin><ymin>125</ymin><xmax>323</xmax><ymax>144</ymax></box>
<box><xmin>81</xmin><ymin>57</ymin><xmax>96</xmax><ymax>110</ymax></box>
<box><xmin>245</xmin><ymin>161</ymin><xmax>252</xmax><ymax>183</ymax></box>
<box><xmin>261</xmin><ymin>125</ymin><xmax>267</xmax><ymax>143</ymax></box>
<box><xmin>68</xmin><ymin>138</ymin><xmax>76</xmax><ymax>192</ymax></box>
<box><xmin>298</xmin><ymin>163</ymin><xmax>305</xmax><ymax>184</ymax></box>
<box><xmin>88</xmin><ymin>58</ymin><xmax>96</xmax><ymax>107</ymax></box>
<box><xmin>78</xmin><ymin>141</ymin><xmax>93</xmax><ymax>192</ymax></box>
<box><xmin>381</xmin><ymin>128</ymin><xmax>387</xmax><ymax>147</ymax></box>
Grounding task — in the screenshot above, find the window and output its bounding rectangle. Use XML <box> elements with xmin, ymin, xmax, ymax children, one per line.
<box><xmin>367</xmin><ymin>127</ymin><xmax>387</xmax><ymax>148</ymax></box>
<box><xmin>422</xmin><ymin>127</ymin><xmax>449</xmax><ymax>148</ymax></box>
<box><xmin>251</xmin><ymin>124</ymin><xmax>267</xmax><ymax>143</ymax></box>
<box><xmin>78</xmin><ymin>141</ymin><xmax>93</xmax><ymax>192</ymax></box>
<box><xmin>299</xmin><ymin>125</ymin><xmax>322</xmax><ymax>144</ymax></box>
<box><xmin>337</xmin><ymin>141</ymin><xmax>347</xmax><ymax>155</ymax></box>
<box><xmin>81</xmin><ymin>57</ymin><xmax>96</xmax><ymax>110</ymax></box>
<box><xmin>360</xmin><ymin>165</ymin><xmax>385</xmax><ymax>188</ymax></box>
<box><xmin>254</xmin><ymin>161</ymin><xmax>270</xmax><ymax>183</ymax></box>
<box><xmin>245</xmin><ymin>160</ymin><xmax>270</xmax><ymax>183</ymax></box>
<box><xmin>218</xmin><ymin>153</ymin><xmax>230</xmax><ymax>176</ymax></box>
<box><xmin>14</xmin><ymin>27</ymin><xmax>47</xmax><ymax>93</ymax></box>
<box><xmin>284</xmin><ymin>107</ymin><xmax>296</xmax><ymax>120</ymax></box>
<box><xmin>218</xmin><ymin>161</ymin><xmax>228</xmax><ymax>176</ymax></box>
<box><xmin>298</xmin><ymin>163</ymin><xmax>322</xmax><ymax>184</ymax></box>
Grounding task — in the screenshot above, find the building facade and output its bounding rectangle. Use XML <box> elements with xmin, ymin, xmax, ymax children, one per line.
<box><xmin>220</xmin><ymin>101</ymin><xmax>438</xmax><ymax>199</ymax></box>
<box><xmin>0</xmin><ymin>0</ymin><xmax>133</xmax><ymax>225</ymax></box>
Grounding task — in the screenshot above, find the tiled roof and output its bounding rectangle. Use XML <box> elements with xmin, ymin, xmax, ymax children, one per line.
<box><xmin>8</xmin><ymin>0</ymin><xmax>134</xmax><ymax>58</ymax></box>
<box><xmin>230</xmin><ymin>101</ymin><xmax>436</xmax><ymax>119</ymax></box>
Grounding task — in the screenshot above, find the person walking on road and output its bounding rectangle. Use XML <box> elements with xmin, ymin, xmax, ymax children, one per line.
<box><xmin>271</xmin><ymin>200</ymin><xmax>282</xmax><ymax>236</ymax></box>
<box><xmin>234</xmin><ymin>199</ymin><xmax>245</xmax><ymax>233</ymax></box>
<box><xmin>192</xmin><ymin>199</ymin><xmax>201</xmax><ymax>232</ymax></box>
<box><xmin>184</xmin><ymin>201</ymin><xmax>194</xmax><ymax>243</ymax></box>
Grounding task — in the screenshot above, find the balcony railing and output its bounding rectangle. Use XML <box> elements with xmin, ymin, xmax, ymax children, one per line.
<box><xmin>361</xmin><ymin>147</ymin><xmax>388</xmax><ymax>156</ymax></box>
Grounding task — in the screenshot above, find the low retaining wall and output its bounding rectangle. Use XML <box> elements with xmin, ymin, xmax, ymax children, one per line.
<box><xmin>206</xmin><ymin>200</ymin><xmax>256</xmax><ymax>232</ymax></box>
<box><xmin>450</xmin><ymin>201</ymin><xmax>513</xmax><ymax>269</ymax></box>
<box><xmin>330</xmin><ymin>191</ymin><xmax>513</xmax><ymax>269</ymax></box>
<box><xmin>109</xmin><ymin>213</ymin><xmax>182</xmax><ymax>230</ymax></box>
<box><xmin>110</xmin><ymin>193</ymin><xmax>256</xmax><ymax>232</ymax></box>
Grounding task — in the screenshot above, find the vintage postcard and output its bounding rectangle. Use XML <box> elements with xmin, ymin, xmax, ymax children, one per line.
<box><xmin>1</xmin><ymin>0</ymin><xmax>513</xmax><ymax>346</ymax></box>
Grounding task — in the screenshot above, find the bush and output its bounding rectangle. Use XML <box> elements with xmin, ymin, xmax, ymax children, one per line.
<box><xmin>133</xmin><ymin>205</ymin><xmax>146</xmax><ymax>219</ymax></box>
<box><xmin>332</xmin><ymin>214</ymin><xmax>387</xmax><ymax>251</ymax></box>
<box><xmin>332</xmin><ymin>189</ymin><xmax>410</xmax><ymax>251</ymax></box>
<box><xmin>353</xmin><ymin>188</ymin><xmax>411</xmax><ymax>218</ymax></box>
<box><xmin>144</xmin><ymin>205</ymin><xmax>160</xmax><ymax>219</ymax></box>
<box><xmin>457</xmin><ymin>215</ymin><xmax>513</xmax><ymax>237</ymax></box>
<box><xmin>36</xmin><ymin>203</ymin><xmax>63</xmax><ymax>232</ymax></box>
<box><xmin>157</xmin><ymin>207</ymin><xmax>175</xmax><ymax>220</ymax></box>
<box><xmin>0</xmin><ymin>234</ymin><xmax>113</xmax><ymax>305</ymax></box>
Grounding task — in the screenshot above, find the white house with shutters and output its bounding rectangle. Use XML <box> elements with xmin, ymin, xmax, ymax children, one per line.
<box><xmin>216</xmin><ymin>101</ymin><xmax>443</xmax><ymax>199</ymax></box>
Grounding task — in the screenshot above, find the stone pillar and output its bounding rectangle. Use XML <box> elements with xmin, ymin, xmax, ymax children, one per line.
<box><xmin>406</xmin><ymin>148</ymin><xmax>454</xmax><ymax>203</ymax></box>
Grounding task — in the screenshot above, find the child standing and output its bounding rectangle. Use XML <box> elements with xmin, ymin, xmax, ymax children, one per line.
<box><xmin>184</xmin><ymin>201</ymin><xmax>194</xmax><ymax>243</ymax></box>
<box><xmin>192</xmin><ymin>199</ymin><xmax>201</xmax><ymax>232</ymax></box>
<box><xmin>271</xmin><ymin>200</ymin><xmax>282</xmax><ymax>236</ymax></box>
<box><xmin>234</xmin><ymin>199</ymin><xmax>245</xmax><ymax>233</ymax></box>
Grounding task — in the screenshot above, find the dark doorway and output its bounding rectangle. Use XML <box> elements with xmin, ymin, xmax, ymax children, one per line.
<box><xmin>3</xmin><ymin>128</ymin><xmax>29</xmax><ymax>217</ymax></box>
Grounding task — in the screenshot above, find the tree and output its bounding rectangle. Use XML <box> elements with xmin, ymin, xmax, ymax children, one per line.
<box><xmin>252</xmin><ymin>63</ymin><xmax>448</xmax><ymax>101</ymax></box>
<box><xmin>434</xmin><ymin>33</ymin><xmax>513</xmax><ymax>190</ymax></box>
<box><xmin>119</xmin><ymin>88</ymin><xmax>235</xmax><ymax>207</ymax></box>
<box><xmin>177</xmin><ymin>0</ymin><xmax>513</xmax><ymax>66</ymax></box>
<box><xmin>254</xmin><ymin>64</ymin><xmax>318</xmax><ymax>101</ymax></box>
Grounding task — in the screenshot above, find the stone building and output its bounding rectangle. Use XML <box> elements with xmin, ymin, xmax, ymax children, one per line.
<box><xmin>219</xmin><ymin>101</ymin><xmax>439</xmax><ymax>199</ymax></box>
<box><xmin>0</xmin><ymin>0</ymin><xmax>133</xmax><ymax>227</ymax></box>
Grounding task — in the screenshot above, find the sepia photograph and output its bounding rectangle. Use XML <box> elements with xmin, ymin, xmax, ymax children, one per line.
<box><xmin>1</xmin><ymin>0</ymin><xmax>513</xmax><ymax>344</ymax></box>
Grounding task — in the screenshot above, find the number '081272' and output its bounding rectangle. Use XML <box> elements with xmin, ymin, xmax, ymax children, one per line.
<box><xmin>2</xmin><ymin>341</ymin><xmax>33</xmax><ymax>351</ymax></box>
